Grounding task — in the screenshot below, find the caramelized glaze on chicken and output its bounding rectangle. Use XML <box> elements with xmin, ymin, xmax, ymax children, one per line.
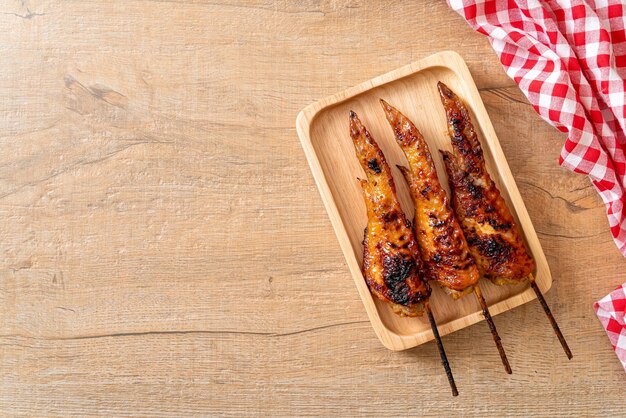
<box><xmin>349</xmin><ymin>111</ymin><xmax>431</xmax><ymax>316</ymax></box>
<box><xmin>380</xmin><ymin>99</ymin><xmax>479</xmax><ymax>298</ymax></box>
<box><xmin>437</xmin><ymin>82</ymin><xmax>535</xmax><ymax>284</ymax></box>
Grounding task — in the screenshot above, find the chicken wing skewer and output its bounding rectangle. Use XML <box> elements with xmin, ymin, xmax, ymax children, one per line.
<box><xmin>349</xmin><ymin>110</ymin><xmax>458</xmax><ymax>396</ymax></box>
<box><xmin>437</xmin><ymin>82</ymin><xmax>572</xmax><ymax>360</ymax></box>
<box><xmin>380</xmin><ymin>99</ymin><xmax>512</xmax><ymax>374</ymax></box>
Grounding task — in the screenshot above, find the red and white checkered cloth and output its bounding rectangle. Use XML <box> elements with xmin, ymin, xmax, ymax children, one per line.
<box><xmin>594</xmin><ymin>283</ymin><xmax>626</xmax><ymax>371</ymax></box>
<box><xmin>447</xmin><ymin>0</ymin><xmax>626</xmax><ymax>256</ymax></box>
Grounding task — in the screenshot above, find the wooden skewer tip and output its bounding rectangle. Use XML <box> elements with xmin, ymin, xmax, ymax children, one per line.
<box><xmin>473</xmin><ymin>284</ymin><xmax>512</xmax><ymax>374</ymax></box>
<box><xmin>529</xmin><ymin>274</ymin><xmax>573</xmax><ymax>360</ymax></box>
<box><xmin>426</xmin><ymin>305</ymin><xmax>459</xmax><ymax>397</ymax></box>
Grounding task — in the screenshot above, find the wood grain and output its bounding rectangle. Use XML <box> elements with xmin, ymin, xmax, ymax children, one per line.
<box><xmin>297</xmin><ymin>51</ymin><xmax>551</xmax><ymax>350</ymax></box>
<box><xmin>0</xmin><ymin>0</ymin><xmax>624</xmax><ymax>416</ymax></box>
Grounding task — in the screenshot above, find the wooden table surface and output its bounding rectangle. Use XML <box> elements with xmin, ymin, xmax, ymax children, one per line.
<box><xmin>1</xmin><ymin>1</ymin><xmax>624</xmax><ymax>416</ymax></box>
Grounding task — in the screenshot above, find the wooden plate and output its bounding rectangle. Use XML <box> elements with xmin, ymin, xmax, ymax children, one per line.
<box><xmin>296</xmin><ymin>51</ymin><xmax>551</xmax><ymax>351</ymax></box>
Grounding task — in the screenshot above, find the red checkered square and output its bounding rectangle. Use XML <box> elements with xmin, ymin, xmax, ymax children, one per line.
<box><xmin>607</xmin><ymin>4</ymin><xmax>622</xmax><ymax>18</ymax></box>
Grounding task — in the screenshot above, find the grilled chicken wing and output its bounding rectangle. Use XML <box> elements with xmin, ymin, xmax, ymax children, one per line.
<box><xmin>380</xmin><ymin>99</ymin><xmax>479</xmax><ymax>299</ymax></box>
<box><xmin>349</xmin><ymin>110</ymin><xmax>431</xmax><ymax>316</ymax></box>
<box><xmin>437</xmin><ymin>82</ymin><xmax>535</xmax><ymax>284</ymax></box>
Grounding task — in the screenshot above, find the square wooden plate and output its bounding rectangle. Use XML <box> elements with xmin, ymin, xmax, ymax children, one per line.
<box><xmin>296</xmin><ymin>51</ymin><xmax>551</xmax><ymax>351</ymax></box>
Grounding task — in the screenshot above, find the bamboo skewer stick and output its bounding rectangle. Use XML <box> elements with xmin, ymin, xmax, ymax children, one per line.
<box><xmin>473</xmin><ymin>284</ymin><xmax>512</xmax><ymax>374</ymax></box>
<box><xmin>426</xmin><ymin>305</ymin><xmax>458</xmax><ymax>397</ymax></box>
<box><xmin>528</xmin><ymin>274</ymin><xmax>573</xmax><ymax>360</ymax></box>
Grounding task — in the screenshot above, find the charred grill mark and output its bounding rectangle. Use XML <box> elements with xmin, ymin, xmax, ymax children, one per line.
<box><xmin>439</xmin><ymin>84</ymin><xmax>485</xmax><ymax>176</ymax></box>
<box><xmin>382</xmin><ymin>211</ymin><xmax>398</xmax><ymax>223</ymax></box>
<box><xmin>454</xmin><ymin>135</ymin><xmax>471</xmax><ymax>155</ymax></box>
<box><xmin>393</xmin><ymin>126</ymin><xmax>409</xmax><ymax>144</ymax></box>
<box><xmin>368</xmin><ymin>158</ymin><xmax>382</xmax><ymax>174</ymax></box>
<box><xmin>431</xmin><ymin>216</ymin><xmax>446</xmax><ymax>228</ymax></box>
<box><xmin>388</xmin><ymin>282</ymin><xmax>411</xmax><ymax>306</ymax></box>
<box><xmin>466</xmin><ymin>180</ymin><xmax>482</xmax><ymax>199</ymax></box>
<box><xmin>434</xmin><ymin>231</ymin><xmax>452</xmax><ymax>247</ymax></box>
<box><xmin>464</xmin><ymin>204</ymin><xmax>479</xmax><ymax>217</ymax></box>
<box><xmin>448</xmin><ymin>111</ymin><xmax>472</xmax><ymax>156</ymax></box>
<box><xmin>468</xmin><ymin>234</ymin><xmax>512</xmax><ymax>261</ymax></box>
<box><xmin>382</xmin><ymin>255</ymin><xmax>415</xmax><ymax>305</ymax></box>
<box><xmin>431</xmin><ymin>253</ymin><xmax>460</xmax><ymax>267</ymax></box>
<box><xmin>488</xmin><ymin>218</ymin><xmax>512</xmax><ymax>231</ymax></box>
